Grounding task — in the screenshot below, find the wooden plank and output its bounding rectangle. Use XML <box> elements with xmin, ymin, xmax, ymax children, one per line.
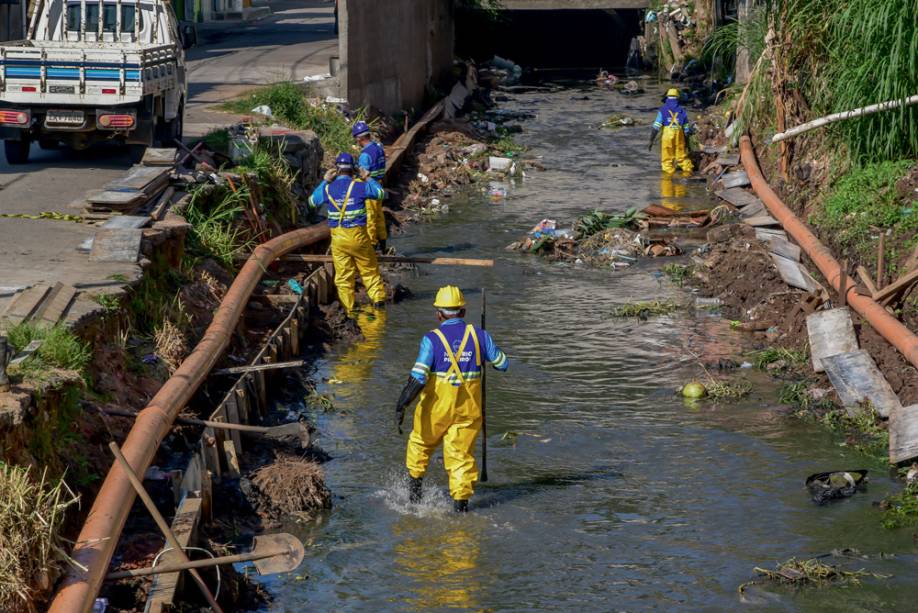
<box><xmin>2</xmin><ymin>284</ymin><xmax>52</xmax><ymax>326</ymax></box>
<box><xmin>222</xmin><ymin>440</ymin><xmax>241</xmax><ymax>479</ymax></box>
<box><xmin>890</xmin><ymin>405</ymin><xmax>918</xmax><ymax>464</ymax></box>
<box><xmin>225</xmin><ymin>395</ymin><xmax>243</xmax><ymax>453</ymax></box>
<box><xmin>102</xmin><ymin>215</ymin><xmax>151</xmax><ymax>230</ymax></box>
<box><xmin>89</xmin><ymin>228</ymin><xmax>143</xmax><ymax>262</ymax></box>
<box><xmin>770</xmin><ymin>253</ymin><xmax>813</xmax><ymax>291</ymax></box>
<box><xmin>856</xmin><ymin>265</ymin><xmax>879</xmax><ymax>296</ymax></box>
<box><xmin>34</xmin><ymin>283</ymin><xmax>77</xmax><ymax>326</ymax></box>
<box><xmin>105</xmin><ymin>165</ymin><xmax>170</xmax><ymax>192</ymax></box>
<box><xmin>235</xmin><ymin>386</ymin><xmax>250</xmax><ymax>424</ymax></box>
<box><xmin>10</xmin><ymin>340</ymin><xmax>42</xmax><ymax>365</ymax></box>
<box><xmin>144</xmin><ymin>496</ymin><xmax>202</xmax><ymax>613</ymax></box>
<box><xmin>141</xmin><ymin>147</ymin><xmax>178</xmax><ymax>167</ymax></box>
<box><xmin>806</xmin><ymin>307</ymin><xmax>859</xmax><ymax>373</ymax></box>
<box><xmin>874</xmin><ymin>268</ymin><xmax>918</xmax><ymax>304</ymax></box>
<box><xmin>86</xmin><ymin>190</ymin><xmax>148</xmax><ymax>209</ymax></box>
<box><xmin>201</xmin><ymin>427</ymin><xmax>222</xmax><ymax>480</ymax></box>
<box><xmin>822</xmin><ymin>350</ymin><xmax>902</xmax><ymax>418</ymax></box>
<box><xmin>744</xmin><ymin>215</ymin><xmax>780</xmax><ymax>227</ymax></box>
<box><xmin>721</xmin><ymin>170</ymin><xmax>751</xmax><ymax>189</ymax></box>
<box><xmin>763</xmin><ymin>235</ymin><xmax>801</xmax><ymax>261</ymax></box>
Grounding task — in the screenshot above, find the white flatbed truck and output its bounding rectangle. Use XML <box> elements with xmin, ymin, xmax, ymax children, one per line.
<box><xmin>0</xmin><ymin>0</ymin><xmax>187</xmax><ymax>163</ymax></box>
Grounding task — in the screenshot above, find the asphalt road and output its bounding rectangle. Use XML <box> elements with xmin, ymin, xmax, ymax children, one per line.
<box><xmin>0</xmin><ymin>0</ymin><xmax>336</xmax><ymax>300</ymax></box>
<box><xmin>0</xmin><ymin>0</ymin><xmax>337</xmax><ymax>217</ymax></box>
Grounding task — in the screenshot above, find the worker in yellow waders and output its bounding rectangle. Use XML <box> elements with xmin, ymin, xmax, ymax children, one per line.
<box><xmin>308</xmin><ymin>152</ymin><xmax>387</xmax><ymax>314</ymax></box>
<box><xmin>394</xmin><ymin>286</ymin><xmax>509</xmax><ymax>513</ymax></box>
<box><xmin>649</xmin><ymin>88</ymin><xmax>694</xmax><ymax>174</ymax></box>
<box><xmin>353</xmin><ymin>120</ymin><xmax>388</xmax><ymax>252</ymax></box>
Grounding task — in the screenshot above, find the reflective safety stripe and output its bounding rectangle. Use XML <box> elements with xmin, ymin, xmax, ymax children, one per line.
<box><xmin>432</xmin><ymin>324</ymin><xmax>480</xmax><ymax>386</ymax></box>
<box><xmin>667</xmin><ymin>110</ymin><xmax>681</xmax><ymax>127</ymax></box>
<box><xmin>326</xmin><ymin>180</ymin><xmax>357</xmax><ymax>217</ymax></box>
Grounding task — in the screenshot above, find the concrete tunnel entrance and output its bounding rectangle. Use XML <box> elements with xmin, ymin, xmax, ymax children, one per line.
<box><xmin>456</xmin><ymin>9</ymin><xmax>644</xmax><ymax>73</ymax></box>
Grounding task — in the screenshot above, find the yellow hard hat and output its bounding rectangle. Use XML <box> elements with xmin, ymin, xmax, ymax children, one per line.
<box><xmin>666</xmin><ymin>88</ymin><xmax>679</xmax><ymax>98</ymax></box>
<box><xmin>433</xmin><ymin>285</ymin><xmax>466</xmax><ymax>309</ymax></box>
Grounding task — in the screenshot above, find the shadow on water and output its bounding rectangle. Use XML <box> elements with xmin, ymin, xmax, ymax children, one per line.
<box><xmin>474</xmin><ymin>466</ymin><xmax>624</xmax><ymax>509</ymax></box>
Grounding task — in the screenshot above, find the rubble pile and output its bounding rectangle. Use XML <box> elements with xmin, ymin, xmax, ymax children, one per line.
<box><xmin>506</xmin><ymin>208</ymin><xmax>696</xmax><ymax>270</ymax></box>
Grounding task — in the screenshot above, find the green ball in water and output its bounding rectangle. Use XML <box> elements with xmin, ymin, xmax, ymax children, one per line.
<box><xmin>682</xmin><ymin>382</ymin><xmax>707</xmax><ymax>399</ymax></box>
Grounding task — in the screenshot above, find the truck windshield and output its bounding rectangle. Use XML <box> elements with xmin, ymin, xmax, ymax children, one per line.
<box><xmin>66</xmin><ymin>3</ymin><xmax>141</xmax><ymax>33</ymax></box>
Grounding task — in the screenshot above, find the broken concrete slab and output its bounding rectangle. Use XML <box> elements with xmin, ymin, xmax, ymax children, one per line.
<box><xmin>806</xmin><ymin>307</ymin><xmax>859</xmax><ymax>372</ymax></box>
<box><xmin>744</xmin><ymin>215</ymin><xmax>780</xmax><ymax>227</ymax></box>
<box><xmin>90</xmin><ymin>229</ymin><xmax>144</xmax><ymax>263</ymax></box>
<box><xmin>890</xmin><ymin>405</ymin><xmax>918</xmax><ymax>464</ymax></box>
<box><xmin>739</xmin><ymin>199</ymin><xmax>767</xmax><ymax>219</ymax></box>
<box><xmin>822</xmin><ymin>350</ymin><xmax>902</xmax><ymax>418</ymax></box>
<box><xmin>715</xmin><ymin>153</ymin><xmax>740</xmax><ymax>167</ymax></box>
<box><xmin>763</xmin><ymin>235</ymin><xmax>802</xmax><ymax>261</ymax></box>
<box><xmin>770</xmin><ymin>253</ymin><xmax>814</xmax><ymax>291</ymax></box>
<box><xmin>721</xmin><ymin>171</ymin><xmax>751</xmax><ymax>189</ymax></box>
<box><xmin>715</xmin><ymin>187</ymin><xmax>761</xmax><ymax>208</ymax></box>
<box><xmin>2</xmin><ymin>284</ymin><xmax>52</xmax><ymax>327</ymax></box>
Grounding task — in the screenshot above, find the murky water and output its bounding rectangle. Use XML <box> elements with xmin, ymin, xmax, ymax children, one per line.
<box><xmin>265</xmin><ymin>84</ymin><xmax>918</xmax><ymax>611</ymax></box>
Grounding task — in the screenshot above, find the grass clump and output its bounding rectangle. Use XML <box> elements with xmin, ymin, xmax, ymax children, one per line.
<box><xmin>751</xmin><ymin>346</ymin><xmax>807</xmax><ymax>371</ymax></box>
<box><xmin>223</xmin><ymin>82</ymin><xmax>372</xmax><ymax>156</ymax></box>
<box><xmin>880</xmin><ymin>480</ymin><xmax>918</xmax><ymax>529</ymax></box>
<box><xmin>707</xmin><ymin>380</ymin><xmax>752</xmax><ymax>400</ymax></box>
<box><xmin>575</xmin><ymin>208</ymin><xmax>644</xmax><ymax>239</ymax></box>
<box><xmin>0</xmin><ymin>463</ymin><xmax>80</xmax><ymax>612</ymax></box>
<box><xmin>6</xmin><ymin>323</ymin><xmax>92</xmax><ymax>383</ymax></box>
<box><xmin>820</xmin><ymin>405</ymin><xmax>889</xmax><ymax>459</ymax></box>
<box><xmin>610</xmin><ymin>299</ymin><xmax>680</xmax><ymax>318</ymax></box>
<box><xmin>662</xmin><ymin>263</ymin><xmax>690</xmax><ymax>286</ymax></box>
<box><xmin>185</xmin><ymin>186</ymin><xmax>255</xmax><ymax>269</ymax></box>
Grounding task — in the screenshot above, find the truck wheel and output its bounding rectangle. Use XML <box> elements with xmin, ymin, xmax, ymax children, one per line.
<box><xmin>4</xmin><ymin>138</ymin><xmax>31</xmax><ymax>165</ymax></box>
<box><xmin>156</xmin><ymin>105</ymin><xmax>184</xmax><ymax>147</ymax></box>
<box><xmin>128</xmin><ymin>144</ymin><xmax>147</xmax><ymax>164</ymax></box>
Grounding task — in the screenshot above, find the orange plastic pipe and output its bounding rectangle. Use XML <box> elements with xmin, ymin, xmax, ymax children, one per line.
<box><xmin>740</xmin><ymin>135</ymin><xmax>918</xmax><ymax>369</ymax></box>
<box><xmin>49</xmin><ymin>225</ymin><xmax>329</xmax><ymax>613</ymax></box>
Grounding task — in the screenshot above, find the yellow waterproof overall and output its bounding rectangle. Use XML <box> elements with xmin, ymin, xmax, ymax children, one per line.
<box><xmin>365</xmin><ymin>198</ymin><xmax>388</xmax><ymax>246</ymax></box>
<box><xmin>661</xmin><ymin>110</ymin><xmax>694</xmax><ymax>174</ymax></box>
<box><xmin>327</xmin><ymin>181</ymin><xmax>387</xmax><ymax>313</ymax></box>
<box><xmin>406</xmin><ymin>325</ymin><xmax>483</xmax><ymax>501</ymax></box>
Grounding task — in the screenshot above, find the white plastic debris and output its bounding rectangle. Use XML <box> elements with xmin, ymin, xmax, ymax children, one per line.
<box><xmin>251</xmin><ymin>105</ymin><xmax>273</xmax><ymax>117</ymax></box>
<box><xmin>303</xmin><ymin>73</ymin><xmax>332</xmax><ymax>82</ymax></box>
<box><xmin>488</xmin><ymin>156</ymin><xmax>513</xmax><ymax>172</ymax></box>
<box><xmin>417</xmin><ymin>172</ymin><xmax>430</xmax><ymax>184</ymax></box>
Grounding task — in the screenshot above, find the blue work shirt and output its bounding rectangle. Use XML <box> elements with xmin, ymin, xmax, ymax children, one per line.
<box><xmin>358</xmin><ymin>141</ymin><xmax>386</xmax><ymax>182</ymax></box>
<box><xmin>308</xmin><ymin>176</ymin><xmax>385</xmax><ymax>228</ymax></box>
<box><xmin>411</xmin><ymin>317</ymin><xmax>509</xmax><ymax>384</ymax></box>
<box><xmin>653</xmin><ymin>98</ymin><xmax>691</xmax><ymax>133</ymax></box>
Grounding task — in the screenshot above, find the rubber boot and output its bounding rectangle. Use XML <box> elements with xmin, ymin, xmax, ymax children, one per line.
<box><xmin>408</xmin><ymin>477</ymin><xmax>423</xmax><ymax>503</ymax></box>
<box><xmin>453</xmin><ymin>499</ymin><xmax>469</xmax><ymax>513</ymax></box>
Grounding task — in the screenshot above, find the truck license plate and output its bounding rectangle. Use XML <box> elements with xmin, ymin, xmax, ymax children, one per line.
<box><xmin>46</xmin><ymin>110</ymin><xmax>84</xmax><ymax>125</ymax></box>
<box><xmin>49</xmin><ymin>85</ymin><xmax>75</xmax><ymax>94</ymax></box>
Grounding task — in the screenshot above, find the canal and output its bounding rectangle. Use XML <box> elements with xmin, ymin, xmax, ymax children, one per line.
<box><xmin>267</xmin><ymin>84</ymin><xmax>917</xmax><ymax>611</ymax></box>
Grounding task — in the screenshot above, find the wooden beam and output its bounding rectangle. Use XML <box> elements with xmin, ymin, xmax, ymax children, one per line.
<box><xmin>284</xmin><ymin>254</ymin><xmax>494</xmax><ymax>268</ymax></box>
<box><xmin>875</xmin><ymin>268</ymin><xmax>918</xmax><ymax>305</ymax></box>
<box><xmin>856</xmin><ymin>265</ymin><xmax>878</xmax><ymax>297</ymax></box>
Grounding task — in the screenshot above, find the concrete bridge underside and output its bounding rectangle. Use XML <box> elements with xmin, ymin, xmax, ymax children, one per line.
<box><xmin>498</xmin><ymin>0</ymin><xmax>650</xmax><ymax>9</ymax></box>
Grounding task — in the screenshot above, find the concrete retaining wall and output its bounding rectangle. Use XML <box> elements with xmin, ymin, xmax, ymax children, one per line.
<box><xmin>339</xmin><ymin>0</ymin><xmax>454</xmax><ymax>115</ymax></box>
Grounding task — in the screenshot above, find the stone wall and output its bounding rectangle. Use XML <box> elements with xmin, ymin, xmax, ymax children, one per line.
<box><xmin>339</xmin><ymin>0</ymin><xmax>454</xmax><ymax>115</ymax></box>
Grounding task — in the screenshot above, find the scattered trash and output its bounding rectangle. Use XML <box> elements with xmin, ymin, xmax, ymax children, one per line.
<box><xmin>806</xmin><ymin>470</ymin><xmax>868</xmax><ymax>504</ymax></box>
<box><xmin>488</xmin><ymin>182</ymin><xmax>509</xmax><ymax>202</ymax></box>
<box><xmin>488</xmin><ymin>156</ymin><xmax>513</xmax><ymax>172</ymax></box>
<box><xmin>601</xmin><ymin>113</ymin><xmax>639</xmax><ymax>129</ymax></box>
<box><xmin>740</xmin><ymin>557</ymin><xmax>882</xmax><ymax>592</ymax></box>
<box><xmin>681</xmin><ymin>382</ymin><xmax>707</xmax><ymax>399</ymax></box>
<box><xmin>251</xmin><ymin>105</ymin><xmax>273</xmax><ymax>118</ymax></box>
<box><xmin>303</xmin><ymin>73</ymin><xmax>332</xmax><ymax>83</ymax></box>
<box><xmin>481</xmin><ymin>55</ymin><xmax>523</xmax><ymax>85</ymax></box>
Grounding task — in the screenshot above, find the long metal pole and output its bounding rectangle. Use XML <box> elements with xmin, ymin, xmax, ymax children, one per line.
<box><xmin>479</xmin><ymin>288</ymin><xmax>488</xmax><ymax>483</ymax></box>
<box><xmin>108</xmin><ymin>442</ymin><xmax>223</xmax><ymax>612</ymax></box>
<box><xmin>106</xmin><ymin>549</ymin><xmax>282</xmax><ymax>580</ymax></box>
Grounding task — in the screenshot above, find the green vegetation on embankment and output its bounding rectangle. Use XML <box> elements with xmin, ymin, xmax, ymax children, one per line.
<box><xmin>222</xmin><ymin>82</ymin><xmax>374</xmax><ymax>157</ymax></box>
<box><xmin>702</xmin><ymin>0</ymin><xmax>917</xmax><ymax>283</ymax></box>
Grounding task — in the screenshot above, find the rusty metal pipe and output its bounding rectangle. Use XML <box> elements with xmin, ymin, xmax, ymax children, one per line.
<box><xmin>740</xmin><ymin>135</ymin><xmax>918</xmax><ymax>369</ymax></box>
<box><xmin>49</xmin><ymin>225</ymin><xmax>329</xmax><ymax>613</ymax></box>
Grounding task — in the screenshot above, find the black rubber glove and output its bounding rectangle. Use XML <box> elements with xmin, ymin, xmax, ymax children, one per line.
<box><xmin>648</xmin><ymin>128</ymin><xmax>659</xmax><ymax>151</ymax></box>
<box><xmin>395</xmin><ymin>376</ymin><xmax>425</xmax><ymax>435</ymax></box>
